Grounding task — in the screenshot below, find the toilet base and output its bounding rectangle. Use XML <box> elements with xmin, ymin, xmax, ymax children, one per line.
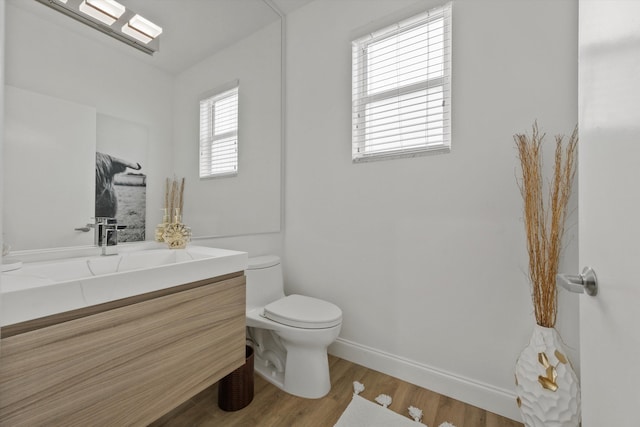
<box><xmin>253</xmin><ymin>353</ymin><xmax>285</xmax><ymax>390</ymax></box>
<box><xmin>247</xmin><ymin>313</ymin><xmax>341</xmax><ymax>400</ymax></box>
<box><xmin>253</xmin><ymin>349</ymin><xmax>331</xmax><ymax>399</ymax></box>
<box><xmin>282</xmin><ymin>344</ymin><xmax>331</xmax><ymax>399</ymax></box>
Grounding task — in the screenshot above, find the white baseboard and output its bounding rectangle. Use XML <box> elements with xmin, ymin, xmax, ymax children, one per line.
<box><xmin>328</xmin><ymin>337</ymin><xmax>522</xmax><ymax>422</ymax></box>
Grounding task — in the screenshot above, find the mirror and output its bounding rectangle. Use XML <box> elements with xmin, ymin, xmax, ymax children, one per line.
<box><xmin>3</xmin><ymin>0</ymin><xmax>282</xmax><ymax>251</ymax></box>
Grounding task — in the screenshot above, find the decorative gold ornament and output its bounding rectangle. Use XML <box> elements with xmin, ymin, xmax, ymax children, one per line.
<box><xmin>538</xmin><ymin>375</ymin><xmax>558</xmax><ymax>392</ymax></box>
<box><xmin>516</xmin><ymin>397</ymin><xmax>522</xmax><ymax>408</ymax></box>
<box><xmin>162</xmin><ymin>221</ymin><xmax>191</xmax><ymax>249</ymax></box>
<box><xmin>538</xmin><ymin>352</ymin><xmax>550</xmax><ymax>368</ymax></box>
<box><xmin>555</xmin><ymin>350</ymin><xmax>568</xmax><ymax>364</ymax></box>
<box><xmin>536</xmin><ymin>351</ymin><xmax>559</xmax><ymax>392</ymax></box>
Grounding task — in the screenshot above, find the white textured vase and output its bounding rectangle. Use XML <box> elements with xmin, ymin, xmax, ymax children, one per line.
<box><xmin>515</xmin><ymin>325</ymin><xmax>580</xmax><ymax>427</ymax></box>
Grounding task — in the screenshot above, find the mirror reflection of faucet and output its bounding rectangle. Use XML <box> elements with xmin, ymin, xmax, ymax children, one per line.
<box><xmin>88</xmin><ymin>217</ymin><xmax>127</xmax><ymax>256</ymax></box>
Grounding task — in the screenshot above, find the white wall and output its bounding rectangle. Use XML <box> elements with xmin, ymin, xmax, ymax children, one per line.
<box><xmin>194</xmin><ymin>233</ymin><xmax>282</xmax><ymax>259</ymax></box>
<box><xmin>173</xmin><ymin>21</ymin><xmax>282</xmax><ymax>240</ymax></box>
<box><xmin>4</xmin><ymin>2</ymin><xmax>174</xmax><ymax>243</ymax></box>
<box><xmin>283</xmin><ymin>0</ymin><xmax>578</xmax><ymax>420</ymax></box>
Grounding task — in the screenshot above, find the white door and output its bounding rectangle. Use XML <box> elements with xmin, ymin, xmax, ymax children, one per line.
<box><xmin>578</xmin><ymin>1</ymin><xmax>640</xmax><ymax>425</ymax></box>
<box><xmin>3</xmin><ymin>86</ymin><xmax>96</xmax><ymax>250</ymax></box>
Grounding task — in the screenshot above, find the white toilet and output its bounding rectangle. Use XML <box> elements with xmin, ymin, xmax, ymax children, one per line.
<box><xmin>245</xmin><ymin>255</ymin><xmax>342</xmax><ymax>399</ymax></box>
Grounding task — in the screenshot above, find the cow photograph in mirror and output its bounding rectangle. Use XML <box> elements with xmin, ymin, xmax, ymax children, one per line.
<box><xmin>95</xmin><ymin>114</ymin><xmax>148</xmax><ymax>242</ymax></box>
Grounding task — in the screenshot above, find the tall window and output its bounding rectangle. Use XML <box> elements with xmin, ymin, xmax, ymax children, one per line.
<box><xmin>352</xmin><ymin>3</ymin><xmax>451</xmax><ymax>162</ymax></box>
<box><xmin>199</xmin><ymin>82</ymin><xmax>239</xmax><ymax>178</ymax></box>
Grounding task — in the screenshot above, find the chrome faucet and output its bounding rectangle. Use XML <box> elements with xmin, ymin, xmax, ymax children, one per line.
<box><xmin>89</xmin><ymin>217</ymin><xmax>126</xmax><ymax>256</ymax></box>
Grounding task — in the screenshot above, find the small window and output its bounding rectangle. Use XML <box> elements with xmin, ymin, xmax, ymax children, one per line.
<box><xmin>352</xmin><ymin>3</ymin><xmax>451</xmax><ymax>162</ymax></box>
<box><xmin>199</xmin><ymin>82</ymin><xmax>239</xmax><ymax>178</ymax></box>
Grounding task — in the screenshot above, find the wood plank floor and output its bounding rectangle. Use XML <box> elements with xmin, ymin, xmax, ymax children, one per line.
<box><xmin>151</xmin><ymin>355</ymin><xmax>523</xmax><ymax>427</ymax></box>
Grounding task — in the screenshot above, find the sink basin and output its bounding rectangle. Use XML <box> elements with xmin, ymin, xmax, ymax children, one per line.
<box><xmin>0</xmin><ymin>244</ymin><xmax>248</xmax><ymax>326</ymax></box>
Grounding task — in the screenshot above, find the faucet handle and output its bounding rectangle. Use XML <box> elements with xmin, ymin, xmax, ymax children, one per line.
<box><xmin>94</xmin><ymin>217</ymin><xmax>117</xmax><ymax>225</ymax></box>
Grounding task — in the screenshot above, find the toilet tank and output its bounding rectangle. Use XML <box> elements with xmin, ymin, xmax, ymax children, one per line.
<box><xmin>245</xmin><ymin>255</ymin><xmax>286</xmax><ymax>308</ymax></box>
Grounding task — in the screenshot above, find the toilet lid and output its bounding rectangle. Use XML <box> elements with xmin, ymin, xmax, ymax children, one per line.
<box><xmin>263</xmin><ymin>294</ymin><xmax>342</xmax><ymax>329</ymax></box>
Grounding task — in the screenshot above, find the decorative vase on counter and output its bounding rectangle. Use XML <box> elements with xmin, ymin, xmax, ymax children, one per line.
<box><xmin>515</xmin><ymin>325</ymin><xmax>580</xmax><ymax>427</ymax></box>
<box><xmin>154</xmin><ymin>209</ymin><xmax>170</xmax><ymax>243</ymax></box>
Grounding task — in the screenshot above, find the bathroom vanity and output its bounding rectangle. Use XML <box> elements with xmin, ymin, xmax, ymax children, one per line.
<box><xmin>0</xmin><ymin>245</ymin><xmax>248</xmax><ymax>425</ymax></box>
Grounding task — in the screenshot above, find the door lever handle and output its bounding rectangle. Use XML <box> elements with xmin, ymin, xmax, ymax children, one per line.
<box><xmin>556</xmin><ymin>266</ymin><xmax>598</xmax><ymax>296</ymax></box>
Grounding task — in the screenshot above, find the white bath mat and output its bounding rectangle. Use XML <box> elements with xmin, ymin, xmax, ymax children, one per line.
<box><xmin>334</xmin><ymin>382</ymin><xmax>457</xmax><ymax>427</ymax></box>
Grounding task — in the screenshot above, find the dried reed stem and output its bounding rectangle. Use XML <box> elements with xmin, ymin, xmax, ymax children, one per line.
<box><xmin>164</xmin><ymin>178</ymin><xmax>170</xmax><ymax>214</ymax></box>
<box><xmin>179</xmin><ymin>178</ymin><xmax>185</xmax><ymax>213</ymax></box>
<box><xmin>169</xmin><ymin>180</ymin><xmax>177</xmax><ymax>220</ymax></box>
<box><xmin>515</xmin><ymin>122</ymin><xmax>578</xmax><ymax>327</ymax></box>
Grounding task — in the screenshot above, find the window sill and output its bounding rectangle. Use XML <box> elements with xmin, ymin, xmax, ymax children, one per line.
<box><xmin>352</xmin><ymin>145</ymin><xmax>451</xmax><ymax>163</ymax></box>
<box><xmin>199</xmin><ymin>171</ymin><xmax>238</xmax><ymax>180</ymax></box>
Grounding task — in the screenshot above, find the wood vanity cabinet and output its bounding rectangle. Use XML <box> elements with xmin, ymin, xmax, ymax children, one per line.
<box><xmin>0</xmin><ymin>272</ymin><xmax>246</xmax><ymax>426</ymax></box>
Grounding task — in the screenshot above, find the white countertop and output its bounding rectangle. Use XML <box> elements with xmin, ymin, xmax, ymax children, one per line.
<box><xmin>1</xmin><ymin>243</ymin><xmax>248</xmax><ymax>327</ymax></box>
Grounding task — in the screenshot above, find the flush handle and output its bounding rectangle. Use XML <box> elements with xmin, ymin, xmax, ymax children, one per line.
<box><xmin>556</xmin><ymin>267</ymin><xmax>598</xmax><ymax>296</ymax></box>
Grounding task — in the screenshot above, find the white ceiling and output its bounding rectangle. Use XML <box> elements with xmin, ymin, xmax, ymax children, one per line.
<box><xmin>8</xmin><ymin>0</ymin><xmax>314</xmax><ymax>75</ymax></box>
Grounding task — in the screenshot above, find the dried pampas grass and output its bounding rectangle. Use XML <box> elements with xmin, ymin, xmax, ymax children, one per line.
<box><xmin>164</xmin><ymin>177</ymin><xmax>186</xmax><ymax>221</ymax></box>
<box><xmin>515</xmin><ymin>122</ymin><xmax>578</xmax><ymax>328</ymax></box>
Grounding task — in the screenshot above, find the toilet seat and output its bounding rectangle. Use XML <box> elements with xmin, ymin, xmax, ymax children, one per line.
<box><xmin>263</xmin><ymin>294</ymin><xmax>342</xmax><ymax>329</ymax></box>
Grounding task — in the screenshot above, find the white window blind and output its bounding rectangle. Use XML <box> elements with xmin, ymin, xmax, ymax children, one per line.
<box><xmin>199</xmin><ymin>83</ymin><xmax>239</xmax><ymax>178</ymax></box>
<box><xmin>352</xmin><ymin>3</ymin><xmax>451</xmax><ymax>162</ymax></box>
